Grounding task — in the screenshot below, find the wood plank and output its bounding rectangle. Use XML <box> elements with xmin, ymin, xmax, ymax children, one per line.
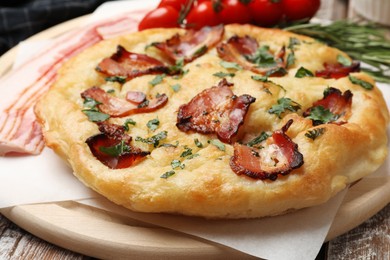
<box><xmin>0</xmin><ymin>214</ymin><xmax>87</xmax><ymax>260</ymax></box>
<box><xmin>327</xmin><ymin>203</ymin><xmax>390</xmax><ymax>259</ymax></box>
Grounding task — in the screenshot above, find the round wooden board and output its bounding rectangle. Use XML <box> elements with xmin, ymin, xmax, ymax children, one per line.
<box><xmin>1</xmin><ymin>16</ymin><xmax>390</xmax><ymax>259</ymax></box>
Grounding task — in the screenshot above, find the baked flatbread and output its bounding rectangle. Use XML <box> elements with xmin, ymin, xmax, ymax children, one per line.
<box><xmin>35</xmin><ymin>24</ymin><xmax>389</xmax><ymax>218</ymax></box>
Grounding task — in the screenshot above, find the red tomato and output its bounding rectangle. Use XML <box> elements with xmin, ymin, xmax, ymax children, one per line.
<box><xmin>138</xmin><ymin>6</ymin><xmax>179</xmax><ymax>31</ymax></box>
<box><xmin>217</xmin><ymin>0</ymin><xmax>252</xmax><ymax>24</ymax></box>
<box><xmin>248</xmin><ymin>0</ymin><xmax>283</xmax><ymax>27</ymax></box>
<box><xmin>158</xmin><ymin>0</ymin><xmax>188</xmax><ymax>11</ymax></box>
<box><xmin>282</xmin><ymin>0</ymin><xmax>321</xmax><ymax>21</ymax></box>
<box><xmin>186</xmin><ymin>1</ymin><xmax>221</xmax><ymax>29</ymax></box>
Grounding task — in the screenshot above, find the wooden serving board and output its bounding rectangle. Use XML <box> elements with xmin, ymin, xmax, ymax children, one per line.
<box><xmin>1</xmin><ymin>16</ymin><xmax>390</xmax><ymax>259</ymax></box>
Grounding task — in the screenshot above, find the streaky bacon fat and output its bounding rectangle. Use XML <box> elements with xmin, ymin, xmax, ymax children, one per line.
<box><xmin>303</xmin><ymin>87</ymin><xmax>353</xmax><ymax>125</ymax></box>
<box><xmin>96</xmin><ymin>45</ymin><xmax>170</xmax><ymax>80</ymax></box>
<box><xmin>152</xmin><ymin>25</ymin><xmax>224</xmax><ymax>63</ymax></box>
<box><xmin>230</xmin><ymin>119</ymin><xmax>304</xmax><ymax>181</ymax></box>
<box><xmin>217</xmin><ymin>35</ymin><xmax>287</xmax><ymax>76</ymax></box>
<box><xmin>81</xmin><ymin>87</ymin><xmax>168</xmax><ymax>117</ymax></box>
<box><xmin>86</xmin><ymin>122</ymin><xmax>149</xmax><ymax>169</ymax></box>
<box><xmin>176</xmin><ymin>79</ymin><xmax>255</xmax><ymax>143</ymax></box>
<box><xmin>315</xmin><ymin>61</ymin><xmax>360</xmax><ymax>79</ymax></box>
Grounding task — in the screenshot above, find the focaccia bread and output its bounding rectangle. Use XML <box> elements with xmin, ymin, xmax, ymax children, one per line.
<box><xmin>35</xmin><ymin>24</ymin><xmax>389</xmax><ymax>219</ymax></box>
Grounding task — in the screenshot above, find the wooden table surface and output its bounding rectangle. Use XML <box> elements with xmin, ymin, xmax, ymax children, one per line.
<box><xmin>1</xmin><ymin>1</ymin><xmax>390</xmax><ymax>259</ymax></box>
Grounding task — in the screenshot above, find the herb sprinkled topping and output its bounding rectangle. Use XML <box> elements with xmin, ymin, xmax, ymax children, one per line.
<box><xmin>194</xmin><ymin>138</ymin><xmax>203</xmax><ymax>148</ymax></box>
<box><xmin>295</xmin><ymin>67</ymin><xmax>314</xmax><ymax>78</ymax></box>
<box><xmin>147</xmin><ymin>118</ymin><xmax>160</xmax><ymax>131</ymax></box>
<box><xmin>105</xmin><ymin>76</ymin><xmax>126</xmax><ymax>84</ymax></box>
<box><xmin>171</xmin><ymin>84</ymin><xmax>181</xmax><ymax>92</ymax></box>
<box><xmin>213</xmin><ymin>72</ymin><xmax>235</xmax><ymax>78</ymax></box>
<box><xmin>268</xmin><ymin>97</ymin><xmax>301</xmax><ymax>118</ymax></box>
<box><xmin>135</xmin><ymin>131</ymin><xmax>167</xmax><ymax>148</ymax></box>
<box><xmin>160</xmin><ymin>170</ymin><xmax>176</xmax><ymax>179</ymax></box>
<box><xmin>99</xmin><ymin>140</ymin><xmax>131</xmax><ymax>157</ymax></box>
<box><xmin>306</xmin><ymin>106</ymin><xmax>339</xmax><ymax>124</ymax></box>
<box><xmin>220</xmin><ymin>61</ymin><xmax>242</xmax><ymax>70</ymax></box>
<box><xmin>247</xmin><ymin>132</ymin><xmax>271</xmax><ymax>147</ymax></box>
<box><xmin>208</xmin><ymin>139</ymin><xmax>226</xmax><ymax>151</ymax></box>
<box><xmin>123</xmin><ymin>118</ymin><xmax>136</xmax><ymax>131</ymax></box>
<box><xmin>149</xmin><ymin>74</ymin><xmax>166</xmax><ymax>86</ymax></box>
<box><xmin>337</xmin><ymin>54</ymin><xmax>352</xmax><ymax>66</ymax></box>
<box><xmin>305</xmin><ymin>128</ymin><xmax>326</xmax><ymax>140</ymax></box>
<box><xmin>348</xmin><ymin>75</ymin><xmax>374</xmax><ymax>90</ymax></box>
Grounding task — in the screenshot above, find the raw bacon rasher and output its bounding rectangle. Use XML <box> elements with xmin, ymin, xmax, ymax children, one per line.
<box><xmin>0</xmin><ymin>9</ymin><xmax>150</xmax><ymax>156</ymax></box>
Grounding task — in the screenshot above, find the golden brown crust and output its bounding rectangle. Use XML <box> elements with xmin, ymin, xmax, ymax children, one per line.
<box><xmin>35</xmin><ymin>24</ymin><xmax>389</xmax><ymax>218</ymax></box>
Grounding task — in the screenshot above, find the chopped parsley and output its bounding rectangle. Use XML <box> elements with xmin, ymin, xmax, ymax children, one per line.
<box><xmin>99</xmin><ymin>140</ymin><xmax>131</xmax><ymax>157</ymax></box>
<box><xmin>268</xmin><ymin>97</ymin><xmax>301</xmax><ymax>118</ymax></box>
<box><xmin>251</xmin><ymin>75</ymin><xmax>269</xmax><ymax>82</ymax></box>
<box><xmin>106</xmin><ymin>89</ymin><xmax>115</xmax><ymax>94</ymax></box>
<box><xmin>160</xmin><ymin>170</ymin><xmax>176</xmax><ymax>179</ymax></box>
<box><xmin>135</xmin><ymin>131</ymin><xmax>167</xmax><ymax>148</ymax></box>
<box><xmin>194</xmin><ymin>138</ymin><xmax>203</xmax><ymax>148</ymax></box>
<box><xmin>180</xmin><ymin>146</ymin><xmax>193</xmax><ymax>158</ymax></box>
<box><xmin>171</xmin><ymin>84</ymin><xmax>181</xmax><ymax>92</ymax></box>
<box><xmin>286</xmin><ymin>52</ymin><xmax>295</xmax><ymax>68</ymax></box>
<box><xmin>82</xmin><ymin>110</ymin><xmax>110</xmax><ymax>122</ymax></box>
<box><xmin>246</xmin><ymin>45</ymin><xmax>277</xmax><ymax>68</ymax></box>
<box><xmin>306</xmin><ymin>106</ymin><xmax>339</xmax><ymax>125</ymax></box>
<box><xmin>337</xmin><ymin>54</ymin><xmax>352</xmax><ymax>66</ymax></box>
<box><xmin>171</xmin><ymin>159</ymin><xmax>185</xmax><ymax>169</ymax></box>
<box><xmin>83</xmin><ymin>97</ymin><xmax>101</xmax><ymax>109</ymax></box>
<box><xmin>147</xmin><ymin>118</ymin><xmax>159</xmax><ymax>131</ymax></box>
<box><xmin>247</xmin><ymin>132</ymin><xmax>271</xmax><ymax>147</ymax></box>
<box><xmin>159</xmin><ymin>141</ymin><xmax>179</xmax><ymax>148</ymax></box>
<box><xmin>208</xmin><ymin>139</ymin><xmax>226</xmax><ymax>151</ymax></box>
<box><xmin>105</xmin><ymin>76</ymin><xmax>126</xmax><ymax>84</ymax></box>
<box><xmin>213</xmin><ymin>72</ymin><xmax>235</xmax><ymax>78</ymax></box>
<box><xmin>265</xmin><ymin>66</ymin><xmax>287</xmax><ymax>77</ymax></box>
<box><xmin>295</xmin><ymin>67</ymin><xmax>314</xmax><ymax>78</ymax></box>
<box><xmin>220</xmin><ymin>61</ymin><xmax>242</xmax><ymax>70</ymax></box>
<box><xmin>288</xmin><ymin>37</ymin><xmax>301</xmax><ymax>50</ymax></box>
<box><xmin>305</xmin><ymin>128</ymin><xmax>326</xmax><ymax>140</ymax></box>
<box><xmin>193</xmin><ymin>45</ymin><xmax>207</xmax><ymax>57</ymax></box>
<box><xmin>348</xmin><ymin>75</ymin><xmax>373</xmax><ymax>90</ymax></box>
<box><xmin>123</xmin><ymin>118</ymin><xmax>136</xmax><ymax>131</ymax></box>
<box><xmin>149</xmin><ymin>74</ymin><xmax>166</xmax><ymax>86</ymax></box>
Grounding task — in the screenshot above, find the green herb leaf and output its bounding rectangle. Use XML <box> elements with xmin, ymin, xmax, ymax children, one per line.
<box><xmin>180</xmin><ymin>146</ymin><xmax>193</xmax><ymax>157</ymax></box>
<box><xmin>147</xmin><ymin>118</ymin><xmax>159</xmax><ymax>131</ymax></box>
<box><xmin>208</xmin><ymin>139</ymin><xmax>226</xmax><ymax>151</ymax></box>
<box><xmin>220</xmin><ymin>61</ymin><xmax>242</xmax><ymax>70</ymax></box>
<box><xmin>171</xmin><ymin>159</ymin><xmax>185</xmax><ymax>169</ymax></box>
<box><xmin>247</xmin><ymin>132</ymin><xmax>271</xmax><ymax>147</ymax></box>
<box><xmin>187</xmin><ymin>153</ymin><xmax>200</xmax><ymax>159</ymax></box>
<box><xmin>123</xmin><ymin>118</ymin><xmax>136</xmax><ymax>131</ymax></box>
<box><xmin>265</xmin><ymin>66</ymin><xmax>287</xmax><ymax>77</ymax></box>
<box><xmin>149</xmin><ymin>74</ymin><xmax>166</xmax><ymax>86</ymax></box>
<box><xmin>288</xmin><ymin>37</ymin><xmax>301</xmax><ymax>50</ymax></box>
<box><xmin>251</xmin><ymin>75</ymin><xmax>269</xmax><ymax>82</ymax></box>
<box><xmin>171</xmin><ymin>84</ymin><xmax>181</xmax><ymax>92</ymax></box>
<box><xmin>246</xmin><ymin>45</ymin><xmax>277</xmax><ymax>68</ymax></box>
<box><xmin>295</xmin><ymin>67</ymin><xmax>314</xmax><ymax>78</ymax></box>
<box><xmin>83</xmin><ymin>97</ymin><xmax>101</xmax><ymax>109</ymax></box>
<box><xmin>194</xmin><ymin>138</ymin><xmax>203</xmax><ymax>148</ymax></box>
<box><xmin>160</xmin><ymin>170</ymin><xmax>176</xmax><ymax>179</ymax></box>
<box><xmin>348</xmin><ymin>75</ymin><xmax>374</xmax><ymax>90</ymax></box>
<box><xmin>193</xmin><ymin>45</ymin><xmax>207</xmax><ymax>57</ymax></box>
<box><xmin>82</xmin><ymin>110</ymin><xmax>110</xmax><ymax>122</ymax></box>
<box><xmin>306</xmin><ymin>106</ymin><xmax>339</xmax><ymax>124</ymax></box>
<box><xmin>135</xmin><ymin>131</ymin><xmax>168</xmax><ymax>148</ymax></box>
<box><xmin>99</xmin><ymin>140</ymin><xmax>131</xmax><ymax>157</ymax></box>
<box><xmin>268</xmin><ymin>97</ymin><xmax>301</xmax><ymax>118</ymax></box>
<box><xmin>106</xmin><ymin>89</ymin><xmax>115</xmax><ymax>94</ymax></box>
<box><xmin>305</xmin><ymin>128</ymin><xmax>326</xmax><ymax>140</ymax></box>
<box><xmin>337</xmin><ymin>54</ymin><xmax>352</xmax><ymax>66</ymax></box>
<box><xmin>286</xmin><ymin>52</ymin><xmax>295</xmax><ymax>68</ymax></box>
<box><xmin>105</xmin><ymin>76</ymin><xmax>126</xmax><ymax>84</ymax></box>
<box><xmin>213</xmin><ymin>72</ymin><xmax>235</xmax><ymax>78</ymax></box>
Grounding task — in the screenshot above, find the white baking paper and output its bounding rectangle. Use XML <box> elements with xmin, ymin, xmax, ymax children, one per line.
<box><xmin>0</xmin><ymin>1</ymin><xmax>389</xmax><ymax>259</ymax></box>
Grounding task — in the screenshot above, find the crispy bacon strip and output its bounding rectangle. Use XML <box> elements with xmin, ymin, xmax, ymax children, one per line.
<box><xmin>217</xmin><ymin>35</ymin><xmax>287</xmax><ymax>76</ymax></box>
<box><xmin>86</xmin><ymin>122</ymin><xmax>149</xmax><ymax>169</ymax></box>
<box><xmin>176</xmin><ymin>79</ymin><xmax>255</xmax><ymax>143</ymax></box>
<box><xmin>303</xmin><ymin>87</ymin><xmax>353</xmax><ymax>125</ymax></box>
<box><xmin>315</xmin><ymin>61</ymin><xmax>360</xmax><ymax>79</ymax></box>
<box><xmin>81</xmin><ymin>87</ymin><xmax>168</xmax><ymax>117</ymax></box>
<box><xmin>153</xmin><ymin>25</ymin><xmax>224</xmax><ymax>63</ymax></box>
<box><xmin>230</xmin><ymin>120</ymin><xmax>304</xmax><ymax>181</ymax></box>
<box><xmin>96</xmin><ymin>45</ymin><xmax>170</xmax><ymax>80</ymax></box>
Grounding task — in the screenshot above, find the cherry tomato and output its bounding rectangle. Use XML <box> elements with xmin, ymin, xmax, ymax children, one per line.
<box><xmin>138</xmin><ymin>6</ymin><xmax>179</xmax><ymax>31</ymax></box>
<box><xmin>217</xmin><ymin>0</ymin><xmax>252</xmax><ymax>24</ymax></box>
<box><xmin>282</xmin><ymin>0</ymin><xmax>321</xmax><ymax>21</ymax></box>
<box><xmin>186</xmin><ymin>1</ymin><xmax>221</xmax><ymax>29</ymax></box>
<box><xmin>158</xmin><ymin>0</ymin><xmax>188</xmax><ymax>11</ymax></box>
<box><xmin>248</xmin><ymin>0</ymin><xmax>283</xmax><ymax>27</ymax></box>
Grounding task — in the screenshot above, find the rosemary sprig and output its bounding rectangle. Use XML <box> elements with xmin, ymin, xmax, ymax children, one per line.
<box><xmin>284</xmin><ymin>21</ymin><xmax>390</xmax><ymax>83</ymax></box>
